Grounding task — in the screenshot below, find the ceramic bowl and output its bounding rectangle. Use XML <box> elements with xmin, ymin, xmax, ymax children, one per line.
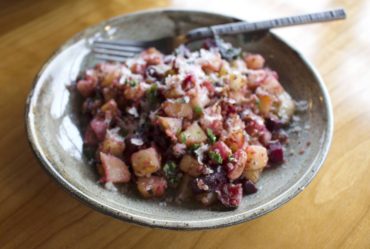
<box><xmin>25</xmin><ymin>9</ymin><xmax>333</xmax><ymax>230</ymax></box>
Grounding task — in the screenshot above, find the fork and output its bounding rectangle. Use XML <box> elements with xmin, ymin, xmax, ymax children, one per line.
<box><xmin>93</xmin><ymin>8</ymin><xmax>346</xmax><ymax>62</ymax></box>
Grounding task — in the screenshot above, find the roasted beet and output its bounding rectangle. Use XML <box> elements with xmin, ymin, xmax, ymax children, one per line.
<box><xmin>242</xmin><ymin>180</ymin><xmax>258</xmax><ymax>195</ymax></box>
<box><xmin>267</xmin><ymin>141</ymin><xmax>284</xmax><ymax>164</ymax></box>
<box><xmin>191</xmin><ymin>170</ymin><xmax>227</xmax><ymax>194</ymax></box>
<box><xmin>265</xmin><ymin>118</ymin><xmax>283</xmax><ymax>132</ymax></box>
<box><xmin>216</xmin><ymin>183</ymin><xmax>243</xmax><ymax>208</ymax></box>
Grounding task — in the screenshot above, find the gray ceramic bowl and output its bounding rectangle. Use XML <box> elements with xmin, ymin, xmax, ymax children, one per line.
<box><xmin>25</xmin><ymin>9</ymin><xmax>333</xmax><ymax>230</ymax></box>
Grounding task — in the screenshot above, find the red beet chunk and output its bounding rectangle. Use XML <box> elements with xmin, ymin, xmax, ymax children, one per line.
<box><xmin>267</xmin><ymin>141</ymin><xmax>284</xmax><ymax>164</ymax></box>
<box><xmin>242</xmin><ymin>180</ymin><xmax>258</xmax><ymax>195</ymax></box>
<box><xmin>217</xmin><ymin>183</ymin><xmax>243</xmax><ymax>208</ymax></box>
<box><xmin>265</xmin><ymin>118</ymin><xmax>283</xmax><ymax>132</ymax></box>
<box><xmin>210</xmin><ymin>141</ymin><xmax>232</xmax><ymax>162</ymax></box>
<box><xmin>191</xmin><ymin>170</ymin><xmax>227</xmax><ymax>194</ymax></box>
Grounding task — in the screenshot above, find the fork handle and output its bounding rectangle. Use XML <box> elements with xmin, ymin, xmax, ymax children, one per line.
<box><xmin>186</xmin><ymin>8</ymin><xmax>346</xmax><ymax>40</ymax></box>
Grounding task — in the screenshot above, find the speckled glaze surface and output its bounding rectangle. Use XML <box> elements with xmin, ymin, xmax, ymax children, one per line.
<box><xmin>25</xmin><ymin>9</ymin><xmax>333</xmax><ymax>230</ymax></box>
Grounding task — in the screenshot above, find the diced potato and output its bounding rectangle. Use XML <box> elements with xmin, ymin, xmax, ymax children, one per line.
<box><xmin>224</xmin><ymin>130</ymin><xmax>246</xmax><ymax>152</ymax></box>
<box><xmin>200</xmin><ymin>50</ymin><xmax>222</xmax><ymax>74</ymax></box>
<box><xmin>245</xmin><ymin>145</ymin><xmax>268</xmax><ymax>170</ymax></box>
<box><xmin>76</xmin><ymin>79</ymin><xmax>96</xmax><ymax>97</ymax></box>
<box><xmin>131</xmin><ymin>147</ymin><xmax>161</xmax><ymax>177</ymax></box>
<box><xmin>123</xmin><ymin>83</ymin><xmax>145</xmax><ymax>101</ymax></box>
<box><xmin>101</xmin><ymin>70</ymin><xmax>120</xmax><ymax>87</ymax></box>
<box><xmin>219</xmin><ymin>60</ymin><xmax>232</xmax><ymax>76</ymax></box>
<box><xmin>157</xmin><ymin>116</ymin><xmax>182</xmax><ymax>140</ymax></box>
<box><xmin>260</xmin><ymin>76</ymin><xmax>284</xmax><ymax>95</ymax></box>
<box><xmin>200</xmin><ymin>104</ymin><xmax>223</xmax><ymax>135</ymax></box>
<box><xmin>101</xmin><ymin>99</ymin><xmax>120</xmax><ymax>117</ymax></box>
<box><xmin>141</xmin><ymin>47</ymin><xmax>163</xmax><ymax>65</ymax></box>
<box><xmin>244</xmin><ymin>53</ymin><xmax>265</xmax><ymax>70</ymax></box>
<box><xmin>228</xmin><ymin>149</ymin><xmax>248</xmax><ymax>180</ymax></box>
<box><xmin>163</xmin><ymin>84</ymin><xmax>185</xmax><ymax>98</ymax></box>
<box><xmin>100</xmin><ymin>129</ymin><xmax>125</xmax><ymax>157</ymax></box>
<box><xmin>176</xmin><ymin>174</ymin><xmax>193</xmax><ymax>203</ymax></box>
<box><xmin>244</xmin><ymin>169</ymin><xmax>263</xmax><ymax>183</ymax></box>
<box><xmin>257</xmin><ymin>94</ymin><xmax>273</xmax><ymax>117</ymax></box>
<box><xmin>99</xmin><ymin>152</ymin><xmax>131</xmax><ymax>183</ymax></box>
<box><xmin>179</xmin><ymin>154</ymin><xmax>203</xmax><ymax>177</ymax></box>
<box><xmin>189</xmin><ymin>87</ymin><xmax>210</xmax><ymax>108</ymax></box>
<box><xmin>229</xmin><ymin>73</ymin><xmax>247</xmax><ymax>91</ymax></box>
<box><xmin>196</xmin><ymin>192</ymin><xmax>217</xmax><ymax>206</ymax></box>
<box><xmin>137</xmin><ymin>176</ymin><xmax>167</xmax><ymax>198</ymax></box>
<box><xmin>278</xmin><ymin>91</ymin><xmax>295</xmax><ymax>123</ymax></box>
<box><xmin>179</xmin><ymin>122</ymin><xmax>207</xmax><ymax>145</ymax></box>
<box><xmin>162</xmin><ymin>101</ymin><xmax>193</xmax><ymax>119</ymax></box>
<box><xmin>225</xmin><ymin>114</ymin><xmax>245</xmax><ymax>132</ymax></box>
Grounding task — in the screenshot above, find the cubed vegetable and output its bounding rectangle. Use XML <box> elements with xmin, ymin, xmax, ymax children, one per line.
<box><xmin>99</xmin><ymin>152</ymin><xmax>131</xmax><ymax>183</ymax></box>
<box><xmin>137</xmin><ymin>176</ymin><xmax>167</xmax><ymax>198</ymax></box>
<box><xmin>76</xmin><ymin>79</ymin><xmax>96</xmax><ymax>97</ymax></box>
<box><xmin>244</xmin><ymin>53</ymin><xmax>265</xmax><ymax>70</ymax></box>
<box><xmin>244</xmin><ymin>168</ymin><xmax>263</xmax><ymax>183</ymax></box>
<box><xmin>100</xmin><ymin>99</ymin><xmax>120</xmax><ymax>117</ymax></box>
<box><xmin>278</xmin><ymin>91</ymin><xmax>295</xmax><ymax>123</ymax></box>
<box><xmin>157</xmin><ymin>116</ymin><xmax>182</xmax><ymax>140</ymax></box>
<box><xmin>227</xmin><ymin>149</ymin><xmax>247</xmax><ymax>180</ymax></box>
<box><xmin>179</xmin><ymin>122</ymin><xmax>207</xmax><ymax>145</ymax></box>
<box><xmin>162</xmin><ymin>101</ymin><xmax>193</xmax><ymax>119</ymax></box>
<box><xmin>245</xmin><ymin>145</ymin><xmax>268</xmax><ymax>170</ymax></box>
<box><xmin>131</xmin><ymin>147</ymin><xmax>161</xmax><ymax>177</ymax></box>
<box><xmin>224</xmin><ymin>130</ymin><xmax>245</xmax><ymax>152</ymax></box>
<box><xmin>90</xmin><ymin>116</ymin><xmax>108</xmax><ymax>141</ymax></box>
<box><xmin>179</xmin><ymin>154</ymin><xmax>203</xmax><ymax>177</ymax></box>
<box><xmin>100</xmin><ymin>129</ymin><xmax>125</xmax><ymax>157</ymax></box>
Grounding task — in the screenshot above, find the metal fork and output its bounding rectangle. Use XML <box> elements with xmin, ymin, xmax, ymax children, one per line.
<box><xmin>93</xmin><ymin>8</ymin><xmax>346</xmax><ymax>62</ymax></box>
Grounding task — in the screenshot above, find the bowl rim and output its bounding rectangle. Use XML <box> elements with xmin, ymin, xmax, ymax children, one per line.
<box><xmin>25</xmin><ymin>7</ymin><xmax>334</xmax><ymax>230</ymax></box>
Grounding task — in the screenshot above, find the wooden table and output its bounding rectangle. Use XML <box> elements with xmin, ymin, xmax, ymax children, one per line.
<box><xmin>1</xmin><ymin>0</ymin><xmax>369</xmax><ymax>248</ymax></box>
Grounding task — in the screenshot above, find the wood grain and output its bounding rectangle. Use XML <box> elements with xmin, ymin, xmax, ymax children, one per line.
<box><xmin>0</xmin><ymin>0</ymin><xmax>369</xmax><ymax>248</ymax></box>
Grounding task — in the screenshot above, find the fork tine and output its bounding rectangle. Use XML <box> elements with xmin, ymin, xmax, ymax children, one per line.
<box><xmin>94</xmin><ymin>39</ymin><xmax>151</xmax><ymax>47</ymax></box>
<box><xmin>92</xmin><ymin>47</ymin><xmax>137</xmax><ymax>58</ymax></box>
<box><xmin>94</xmin><ymin>41</ymin><xmax>145</xmax><ymax>53</ymax></box>
<box><xmin>94</xmin><ymin>54</ymin><xmax>129</xmax><ymax>62</ymax></box>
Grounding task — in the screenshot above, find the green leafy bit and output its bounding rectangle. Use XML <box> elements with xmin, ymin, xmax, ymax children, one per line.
<box><xmin>126</xmin><ymin>79</ymin><xmax>138</xmax><ymax>87</ymax></box>
<box><xmin>255</xmin><ymin>99</ymin><xmax>261</xmax><ymax>109</ymax></box>
<box><xmin>189</xmin><ymin>143</ymin><xmax>201</xmax><ymax>152</ymax></box>
<box><xmin>163</xmin><ymin>161</ymin><xmax>179</xmax><ymax>185</ymax></box>
<box><xmin>180</xmin><ymin>133</ymin><xmax>187</xmax><ymax>144</ymax></box>
<box><xmin>228</xmin><ymin>155</ymin><xmax>236</xmax><ymax>162</ymax></box>
<box><xmin>194</xmin><ymin>105</ymin><xmax>203</xmax><ymax>116</ymax></box>
<box><xmin>206</xmin><ymin>128</ymin><xmax>217</xmax><ymax>144</ymax></box>
<box><xmin>147</xmin><ymin>84</ymin><xmax>158</xmax><ymax>105</ymax></box>
<box><xmin>209</xmin><ymin>151</ymin><xmax>223</xmax><ymax>164</ymax></box>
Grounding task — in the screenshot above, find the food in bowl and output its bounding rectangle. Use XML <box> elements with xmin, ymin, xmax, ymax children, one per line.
<box><xmin>75</xmin><ymin>40</ymin><xmax>295</xmax><ymax>208</ymax></box>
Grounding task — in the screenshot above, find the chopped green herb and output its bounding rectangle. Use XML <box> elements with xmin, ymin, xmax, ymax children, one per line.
<box><xmin>209</xmin><ymin>151</ymin><xmax>223</xmax><ymax>164</ymax></box>
<box><xmin>189</xmin><ymin>143</ymin><xmax>201</xmax><ymax>152</ymax></box>
<box><xmin>228</xmin><ymin>155</ymin><xmax>236</xmax><ymax>162</ymax></box>
<box><xmin>147</xmin><ymin>84</ymin><xmax>158</xmax><ymax>106</ymax></box>
<box><xmin>194</xmin><ymin>105</ymin><xmax>203</xmax><ymax>116</ymax></box>
<box><xmin>126</xmin><ymin>79</ymin><xmax>138</xmax><ymax>87</ymax></box>
<box><xmin>255</xmin><ymin>99</ymin><xmax>261</xmax><ymax>109</ymax></box>
<box><xmin>163</xmin><ymin>161</ymin><xmax>179</xmax><ymax>185</ymax></box>
<box><xmin>180</xmin><ymin>133</ymin><xmax>187</xmax><ymax>144</ymax></box>
<box><xmin>206</xmin><ymin>128</ymin><xmax>217</xmax><ymax>144</ymax></box>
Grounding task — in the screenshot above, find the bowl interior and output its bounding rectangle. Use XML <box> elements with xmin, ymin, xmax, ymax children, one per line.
<box><xmin>26</xmin><ymin>9</ymin><xmax>332</xmax><ymax>229</ymax></box>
